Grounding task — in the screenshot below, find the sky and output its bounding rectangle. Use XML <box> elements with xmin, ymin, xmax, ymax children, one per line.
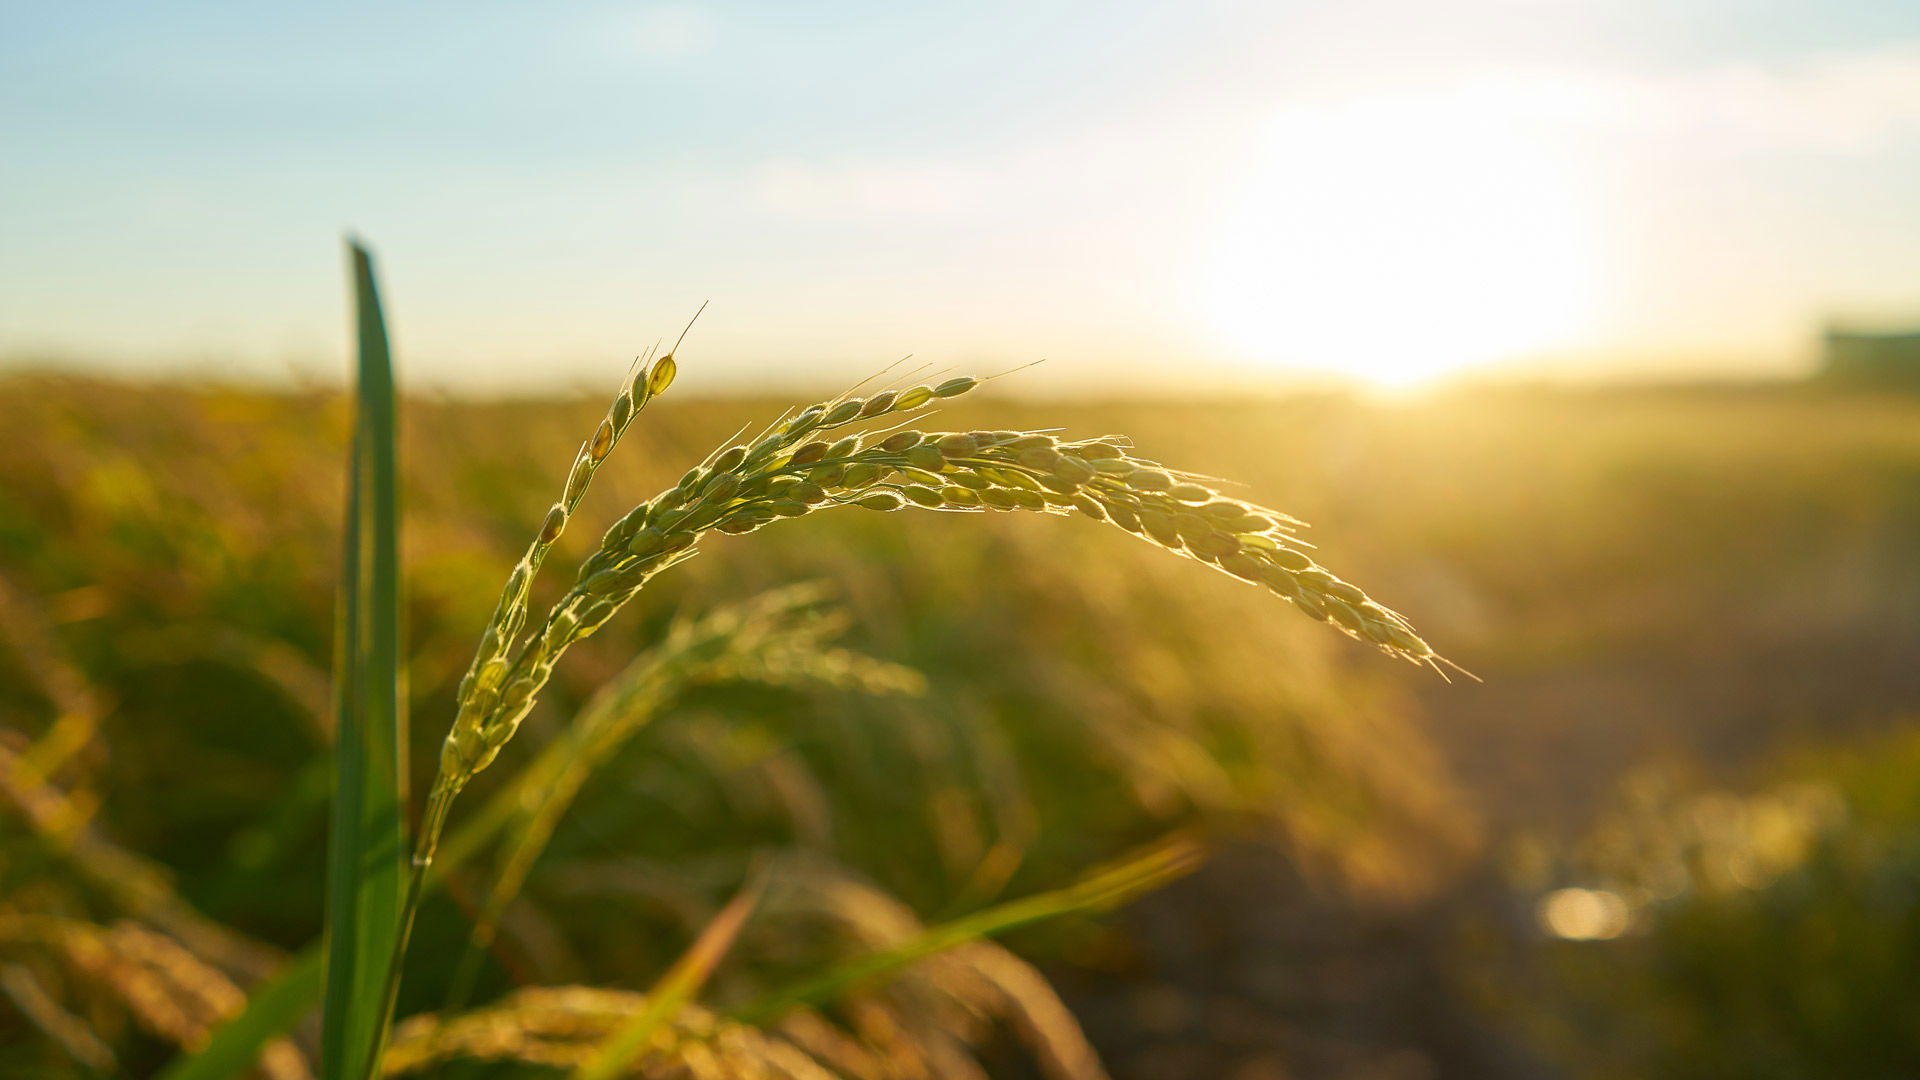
<box><xmin>4</xmin><ymin>0</ymin><xmax>1920</xmax><ymax>393</ymax></box>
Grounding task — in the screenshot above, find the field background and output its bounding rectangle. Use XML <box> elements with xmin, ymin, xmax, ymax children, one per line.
<box><xmin>4</xmin><ymin>374</ymin><xmax>1919</xmax><ymax>1079</ymax></box>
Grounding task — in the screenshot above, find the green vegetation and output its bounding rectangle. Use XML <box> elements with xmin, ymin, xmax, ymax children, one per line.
<box><xmin>5</xmin><ymin>307</ymin><xmax>1920</xmax><ymax>1075</ymax></box>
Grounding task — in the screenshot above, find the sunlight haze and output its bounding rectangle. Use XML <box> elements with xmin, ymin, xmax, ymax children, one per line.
<box><xmin>5</xmin><ymin>1</ymin><xmax>1920</xmax><ymax>391</ymax></box>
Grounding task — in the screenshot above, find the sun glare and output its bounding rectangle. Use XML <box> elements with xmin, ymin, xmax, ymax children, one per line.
<box><xmin>1198</xmin><ymin>90</ymin><xmax>1598</xmax><ymax>388</ymax></box>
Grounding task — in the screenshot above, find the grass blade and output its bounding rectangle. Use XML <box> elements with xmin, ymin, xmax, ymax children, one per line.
<box><xmin>572</xmin><ymin>870</ymin><xmax>768</xmax><ymax>1080</ymax></box>
<box><xmin>731</xmin><ymin>833</ymin><xmax>1204</xmax><ymax>1026</ymax></box>
<box><xmin>319</xmin><ymin>239</ymin><xmax>407</xmax><ymax>1080</ymax></box>
<box><xmin>154</xmin><ymin>950</ymin><xmax>326</xmax><ymax>1080</ymax></box>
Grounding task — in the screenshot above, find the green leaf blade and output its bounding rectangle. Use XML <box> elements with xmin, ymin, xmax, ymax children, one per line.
<box><xmin>319</xmin><ymin>239</ymin><xmax>408</xmax><ymax>1080</ymax></box>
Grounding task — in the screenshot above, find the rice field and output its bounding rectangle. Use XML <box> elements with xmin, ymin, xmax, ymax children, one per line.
<box><xmin>4</xmin><ymin>361</ymin><xmax>1920</xmax><ymax>1078</ymax></box>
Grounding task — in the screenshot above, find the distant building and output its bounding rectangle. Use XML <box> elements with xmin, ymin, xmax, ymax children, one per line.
<box><xmin>1822</xmin><ymin>325</ymin><xmax>1920</xmax><ymax>388</ymax></box>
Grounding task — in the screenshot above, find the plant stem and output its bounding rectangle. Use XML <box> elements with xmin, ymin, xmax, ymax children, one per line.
<box><xmin>357</xmin><ymin>781</ymin><xmax>458</xmax><ymax>1080</ymax></box>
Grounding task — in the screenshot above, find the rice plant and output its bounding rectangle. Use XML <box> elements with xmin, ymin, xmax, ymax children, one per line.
<box><xmin>303</xmin><ymin>241</ymin><xmax>1444</xmax><ymax>1079</ymax></box>
<box><xmin>0</xmin><ymin>241</ymin><xmax>1445</xmax><ymax>1079</ymax></box>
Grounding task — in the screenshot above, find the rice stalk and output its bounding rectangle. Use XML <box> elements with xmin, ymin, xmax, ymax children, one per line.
<box><xmin>373</xmin><ymin>346</ymin><xmax>1443</xmax><ymax>1076</ymax></box>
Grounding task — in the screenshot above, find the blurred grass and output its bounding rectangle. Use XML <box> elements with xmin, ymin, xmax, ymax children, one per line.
<box><xmin>4</xmin><ymin>374</ymin><xmax>1920</xmax><ymax>1076</ymax></box>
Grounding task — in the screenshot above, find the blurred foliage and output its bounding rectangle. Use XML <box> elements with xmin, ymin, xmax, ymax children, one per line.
<box><xmin>1503</xmin><ymin>725</ymin><xmax>1920</xmax><ymax>1079</ymax></box>
<box><xmin>0</xmin><ymin>374</ymin><xmax>1472</xmax><ymax>1077</ymax></box>
<box><xmin>6</xmin><ymin>373</ymin><xmax>1920</xmax><ymax>1077</ymax></box>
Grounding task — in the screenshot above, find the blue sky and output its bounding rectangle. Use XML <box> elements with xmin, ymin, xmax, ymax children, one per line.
<box><xmin>5</xmin><ymin>1</ymin><xmax>1920</xmax><ymax>391</ymax></box>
